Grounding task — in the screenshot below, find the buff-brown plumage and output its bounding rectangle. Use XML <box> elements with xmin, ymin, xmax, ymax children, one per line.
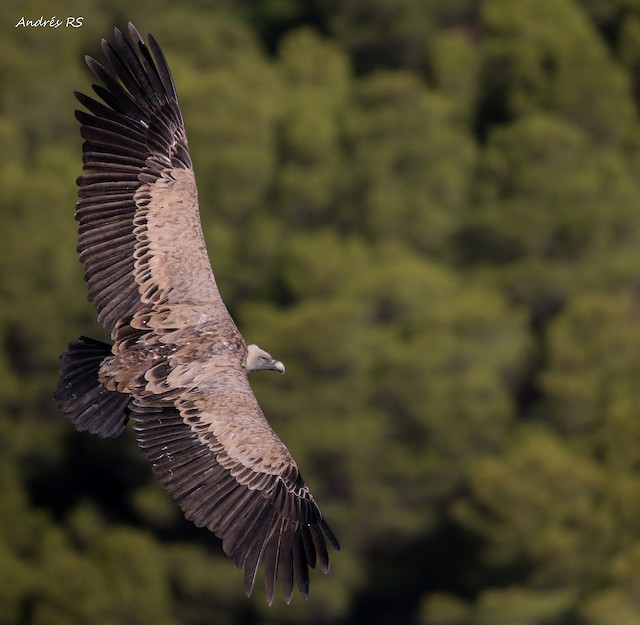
<box><xmin>54</xmin><ymin>23</ymin><xmax>339</xmax><ymax>604</ymax></box>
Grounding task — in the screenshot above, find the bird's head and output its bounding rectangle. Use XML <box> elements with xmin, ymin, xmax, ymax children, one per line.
<box><xmin>246</xmin><ymin>344</ymin><xmax>285</xmax><ymax>374</ymax></box>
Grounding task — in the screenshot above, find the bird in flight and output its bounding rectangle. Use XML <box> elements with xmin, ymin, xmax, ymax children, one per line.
<box><xmin>54</xmin><ymin>22</ymin><xmax>339</xmax><ymax>605</ymax></box>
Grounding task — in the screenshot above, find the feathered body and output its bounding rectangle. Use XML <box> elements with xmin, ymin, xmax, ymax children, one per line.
<box><xmin>54</xmin><ymin>23</ymin><xmax>339</xmax><ymax>604</ymax></box>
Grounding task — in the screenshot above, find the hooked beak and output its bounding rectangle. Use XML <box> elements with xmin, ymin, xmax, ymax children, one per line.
<box><xmin>272</xmin><ymin>360</ymin><xmax>285</xmax><ymax>374</ymax></box>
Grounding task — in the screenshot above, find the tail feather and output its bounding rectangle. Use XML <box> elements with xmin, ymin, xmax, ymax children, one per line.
<box><xmin>55</xmin><ymin>336</ymin><xmax>130</xmax><ymax>438</ymax></box>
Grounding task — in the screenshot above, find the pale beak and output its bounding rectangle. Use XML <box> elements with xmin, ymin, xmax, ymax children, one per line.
<box><xmin>272</xmin><ymin>360</ymin><xmax>285</xmax><ymax>374</ymax></box>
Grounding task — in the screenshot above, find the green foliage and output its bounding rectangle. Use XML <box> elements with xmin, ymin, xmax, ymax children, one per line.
<box><xmin>454</xmin><ymin>430</ymin><xmax>609</xmax><ymax>584</ymax></box>
<box><xmin>480</xmin><ymin>0</ymin><xmax>635</xmax><ymax>143</ymax></box>
<box><xmin>342</xmin><ymin>72</ymin><xmax>475</xmax><ymax>253</ymax></box>
<box><xmin>3</xmin><ymin>0</ymin><xmax>640</xmax><ymax>623</ymax></box>
<box><xmin>325</xmin><ymin>0</ymin><xmax>434</xmax><ymax>73</ymax></box>
<box><xmin>459</xmin><ymin>113</ymin><xmax>640</xmax><ymax>319</ymax></box>
<box><xmin>542</xmin><ymin>293</ymin><xmax>640</xmax><ymax>441</ymax></box>
<box><xmin>429</xmin><ymin>31</ymin><xmax>480</xmax><ymax>123</ymax></box>
<box><xmin>271</xmin><ymin>29</ymin><xmax>350</xmax><ymax>230</ymax></box>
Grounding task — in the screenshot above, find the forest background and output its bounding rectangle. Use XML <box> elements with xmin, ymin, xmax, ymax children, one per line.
<box><xmin>2</xmin><ymin>0</ymin><xmax>640</xmax><ymax>624</ymax></box>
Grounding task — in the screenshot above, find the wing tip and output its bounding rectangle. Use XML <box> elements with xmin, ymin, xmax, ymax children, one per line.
<box><xmin>128</xmin><ymin>22</ymin><xmax>143</xmax><ymax>45</ymax></box>
<box><xmin>321</xmin><ymin>518</ymin><xmax>341</xmax><ymax>552</ymax></box>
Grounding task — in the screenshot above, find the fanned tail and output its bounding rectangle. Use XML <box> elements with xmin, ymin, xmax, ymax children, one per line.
<box><xmin>54</xmin><ymin>336</ymin><xmax>130</xmax><ymax>438</ymax></box>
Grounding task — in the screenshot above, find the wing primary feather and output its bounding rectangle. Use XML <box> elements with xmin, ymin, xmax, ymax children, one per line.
<box><xmin>300</xmin><ymin>523</ymin><xmax>317</xmax><ymax>569</ymax></box>
<box><xmin>114</xmin><ymin>28</ymin><xmax>163</xmax><ymax>107</ymax></box>
<box><xmin>321</xmin><ymin>518</ymin><xmax>341</xmax><ymax>552</ymax></box>
<box><xmin>79</xmin><ymin>164</ymin><xmax>140</xmax><ymax>179</ymax></box>
<box><xmin>101</xmin><ymin>38</ymin><xmax>148</xmax><ymax>106</ymax></box>
<box><xmin>172</xmin><ymin>472</ymin><xmax>225</xmax><ymax>504</ymax></box>
<box><xmin>78</xmin><ymin>232</ymin><xmax>136</xmax><ymax>258</ymax></box>
<box><xmin>79</xmin><ymin>209</ymin><xmax>139</xmax><ymax>238</ymax></box>
<box><xmin>240</xmin><ymin>505</ymin><xmax>279</xmax><ymax>598</ymax></box>
<box><xmin>76</xmin><ymin>108</ymin><xmax>147</xmax><ymax>143</ymax></box>
<box><xmin>142</xmin><ymin>434</ymin><xmax>196</xmax><ymax>457</ymax></box>
<box><xmin>77</xmin><ymin>181</ymin><xmax>139</xmax><ymax>196</ymax></box>
<box><xmin>85</xmin><ymin>57</ymin><xmax>144</xmax><ymax>116</ymax></box>
<box><xmin>80</xmin><ymin>147</ymin><xmax>142</xmax><ymax>168</ymax></box>
<box><xmin>227</xmin><ymin>496</ymin><xmax>270</xmax><ymax>565</ymax></box>
<box><xmin>91</xmin><ymin>83</ymin><xmax>145</xmax><ymax>122</ymax></box>
<box><xmin>242</xmin><ymin>539</ymin><xmax>264</xmax><ymax>597</ymax></box>
<box><xmin>147</xmin><ymin>112</ymin><xmax>175</xmax><ymax>149</ymax></box>
<box><xmin>148</xmin><ymin>33</ymin><xmax>179</xmax><ymax>104</ymax></box>
<box><xmin>309</xmin><ymin>524</ymin><xmax>330</xmax><ymax>574</ymax></box>
<box><xmin>278</xmin><ymin>523</ymin><xmax>294</xmax><ymax>605</ymax></box>
<box><xmin>81</xmin><ymin>139</ymin><xmax>144</xmax><ymax>164</ymax></box>
<box><xmin>160</xmin><ymin>466</ymin><xmax>218</xmax><ymax>507</ymax></box>
<box><xmin>218</xmin><ymin>492</ymin><xmax>261</xmax><ymax>543</ymax></box>
<box><xmin>79</xmin><ymin>126</ymin><xmax>147</xmax><ymax>156</ymax></box>
<box><xmin>292</xmin><ymin>532</ymin><xmax>310</xmax><ymax>599</ymax></box>
<box><xmin>181</xmin><ymin>475</ymin><xmax>236</xmax><ymax>519</ymax></box>
<box><xmin>234</xmin><ymin>503</ymin><xmax>277</xmax><ymax>569</ymax></box>
<box><xmin>76</xmin><ymin>190</ymin><xmax>136</xmax><ymax>205</ymax></box>
<box><xmin>152</xmin><ymin>445</ymin><xmax>210</xmax><ymax>475</ymax></box>
<box><xmin>264</xmin><ymin>522</ymin><xmax>283</xmax><ymax>606</ymax></box>
<box><xmin>125</xmin><ymin>24</ymin><xmax>167</xmax><ymax>104</ymax></box>
<box><xmin>207</xmin><ymin>485</ymin><xmax>251</xmax><ymax>537</ymax></box>
<box><xmin>75</xmin><ymin>93</ymin><xmax>140</xmax><ymax>130</ymax></box>
<box><xmin>127</xmin><ymin>23</ymin><xmax>145</xmax><ymax>54</ymax></box>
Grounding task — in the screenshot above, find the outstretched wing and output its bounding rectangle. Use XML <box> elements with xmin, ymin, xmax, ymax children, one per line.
<box><xmin>134</xmin><ymin>356</ymin><xmax>340</xmax><ymax>604</ymax></box>
<box><xmin>76</xmin><ymin>23</ymin><xmax>229</xmax><ymax>331</ymax></box>
<box><xmin>74</xmin><ymin>24</ymin><xmax>340</xmax><ymax>603</ymax></box>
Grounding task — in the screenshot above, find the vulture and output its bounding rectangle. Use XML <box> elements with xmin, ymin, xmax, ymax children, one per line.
<box><xmin>54</xmin><ymin>23</ymin><xmax>339</xmax><ymax>604</ymax></box>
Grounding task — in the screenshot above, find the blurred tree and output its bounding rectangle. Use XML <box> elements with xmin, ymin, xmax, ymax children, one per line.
<box><xmin>271</xmin><ymin>29</ymin><xmax>350</xmax><ymax>230</ymax></box>
<box><xmin>542</xmin><ymin>292</ymin><xmax>640</xmax><ymax>443</ymax></box>
<box><xmin>617</xmin><ymin>11</ymin><xmax>640</xmax><ymax>105</ymax></box>
<box><xmin>429</xmin><ymin>31</ymin><xmax>480</xmax><ymax>125</ymax></box>
<box><xmin>479</xmin><ymin>0</ymin><xmax>635</xmax><ymax>144</ymax></box>
<box><xmin>342</xmin><ymin>72</ymin><xmax>475</xmax><ymax>254</ymax></box>
<box><xmin>324</xmin><ymin>0</ymin><xmax>433</xmax><ymax>74</ymax></box>
<box><xmin>457</xmin><ymin>113</ymin><xmax>640</xmax><ymax>321</ymax></box>
<box><xmin>579</xmin><ymin>545</ymin><xmax>640</xmax><ymax>625</ymax></box>
<box><xmin>454</xmin><ymin>430</ymin><xmax>609</xmax><ymax>588</ymax></box>
<box><xmin>470</xmin><ymin>587</ymin><xmax>574</xmax><ymax>625</ymax></box>
<box><xmin>540</xmin><ymin>293</ymin><xmax>640</xmax><ymax>611</ymax></box>
<box><xmin>578</xmin><ymin>0</ymin><xmax>640</xmax><ymax>48</ymax></box>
